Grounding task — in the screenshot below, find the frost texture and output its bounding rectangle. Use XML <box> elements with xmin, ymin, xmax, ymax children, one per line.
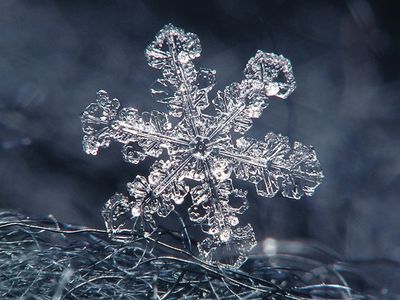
<box><xmin>81</xmin><ymin>24</ymin><xmax>323</xmax><ymax>268</ymax></box>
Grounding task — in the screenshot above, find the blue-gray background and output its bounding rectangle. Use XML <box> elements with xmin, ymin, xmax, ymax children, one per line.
<box><xmin>1</xmin><ymin>0</ymin><xmax>399</xmax><ymax>262</ymax></box>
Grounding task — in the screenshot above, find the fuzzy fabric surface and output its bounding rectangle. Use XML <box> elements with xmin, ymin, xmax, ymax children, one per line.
<box><xmin>0</xmin><ymin>211</ymin><xmax>397</xmax><ymax>299</ymax></box>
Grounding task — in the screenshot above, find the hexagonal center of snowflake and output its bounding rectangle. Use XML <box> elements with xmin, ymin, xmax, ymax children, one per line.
<box><xmin>190</xmin><ymin>136</ymin><xmax>212</xmax><ymax>159</ymax></box>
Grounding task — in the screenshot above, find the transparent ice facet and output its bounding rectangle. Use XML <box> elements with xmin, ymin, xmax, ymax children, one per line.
<box><xmin>81</xmin><ymin>24</ymin><xmax>324</xmax><ymax>269</ymax></box>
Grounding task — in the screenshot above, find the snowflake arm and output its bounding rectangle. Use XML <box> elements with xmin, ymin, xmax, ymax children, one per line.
<box><xmin>146</xmin><ymin>24</ymin><xmax>216</xmax><ymax>137</ymax></box>
<box><xmin>209</xmin><ymin>51</ymin><xmax>296</xmax><ymax>139</ymax></box>
<box><xmin>217</xmin><ymin>133</ymin><xmax>323</xmax><ymax>199</ymax></box>
<box><xmin>81</xmin><ymin>90</ymin><xmax>190</xmax><ymax>163</ymax></box>
<box><xmin>103</xmin><ymin>155</ymin><xmax>192</xmax><ymax>241</ymax></box>
<box><xmin>188</xmin><ymin>167</ymin><xmax>256</xmax><ymax>268</ymax></box>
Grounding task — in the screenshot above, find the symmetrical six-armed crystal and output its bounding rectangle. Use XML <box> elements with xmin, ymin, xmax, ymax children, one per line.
<box><xmin>81</xmin><ymin>24</ymin><xmax>323</xmax><ymax>268</ymax></box>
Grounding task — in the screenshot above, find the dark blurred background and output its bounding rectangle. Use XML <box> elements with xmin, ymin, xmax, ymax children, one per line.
<box><xmin>1</xmin><ymin>0</ymin><xmax>399</xmax><ymax>263</ymax></box>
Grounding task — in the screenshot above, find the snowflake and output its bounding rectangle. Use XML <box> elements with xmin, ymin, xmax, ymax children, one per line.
<box><xmin>81</xmin><ymin>24</ymin><xmax>323</xmax><ymax>268</ymax></box>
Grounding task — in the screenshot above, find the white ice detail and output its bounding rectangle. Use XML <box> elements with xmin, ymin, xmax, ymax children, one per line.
<box><xmin>81</xmin><ymin>24</ymin><xmax>323</xmax><ymax>269</ymax></box>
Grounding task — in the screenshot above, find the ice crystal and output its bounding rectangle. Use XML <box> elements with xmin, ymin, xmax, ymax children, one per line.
<box><xmin>81</xmin><ymin>24</ymin><xmax>323</xmax><ymax>268</ymax></box>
